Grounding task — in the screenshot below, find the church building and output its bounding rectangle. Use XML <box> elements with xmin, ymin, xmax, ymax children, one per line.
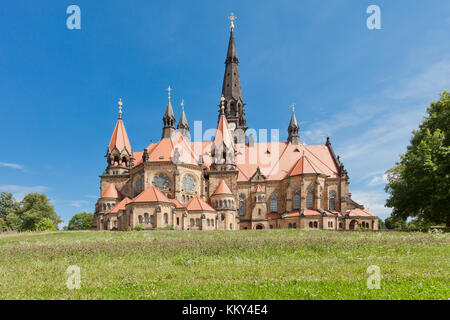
<box><xmin>93</xmin><ymin>16</ymin><xmax>378</xmax><ymax>231</ymax></box>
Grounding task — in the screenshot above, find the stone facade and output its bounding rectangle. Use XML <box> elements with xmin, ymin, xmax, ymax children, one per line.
<box><xmin>93</xmin><ymin>23</ymin><xmax>378</xmax><ymax>232</ymax></box>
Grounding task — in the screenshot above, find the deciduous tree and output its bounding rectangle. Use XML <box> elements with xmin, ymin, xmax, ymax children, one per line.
<box><xmin>68</xmin><ymin>212</ymin><xmax>93</xmax><ymax>230</ymax></box>
<box><xmin>385</xmin><ymin>91</ymin><xmax>450</xmax><ymax>226</ymax></box>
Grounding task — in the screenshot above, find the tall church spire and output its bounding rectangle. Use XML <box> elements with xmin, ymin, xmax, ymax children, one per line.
<box><xmin>162</xmin><ymin>86</ymin><xmax>176</xmax><ymax>139</ymax></box>
<box><xmin>220</xmin><ymin>13</ymin><xmax>247</xmax><ymax>133</ymax></box>
<box><xmin>288</xmin><ymin>103</ymin><xmax>300</xmax><ymax>145</ymax></box>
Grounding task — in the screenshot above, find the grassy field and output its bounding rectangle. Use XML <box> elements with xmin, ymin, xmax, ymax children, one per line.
<box><xmin>0</xmin><ymin>230</ymin><xmax>448</xmax><ymax>300</ymax></box>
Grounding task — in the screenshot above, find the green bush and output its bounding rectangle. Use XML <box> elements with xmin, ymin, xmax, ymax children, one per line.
<box><xmin>134</xmin><ymin>224</ymin><xmax>145</xmax><ymax>231</ymax></box>
<box><xmin>35</xmin><ymin>218</ymin><xmax>57</xmax><ymax>232</ymax></box>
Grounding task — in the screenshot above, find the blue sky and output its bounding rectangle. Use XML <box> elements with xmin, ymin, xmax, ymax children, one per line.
<box><xmin>1</xmin><ymin>1</ymin><xmax>449</xmax><ymax>226</ymax></box>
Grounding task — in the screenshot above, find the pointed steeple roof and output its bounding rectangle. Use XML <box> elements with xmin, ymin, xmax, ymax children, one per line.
<box><xmin>109</xmin><ymin>100</ymin><xmax>132</xmax><ymax>153</ymax></box>
<box><xmin>226</xmin><ymin>29</ymin><xmax>238</xmax><ymax>63</ymax></box>
<box><xmin>177</xmin><ymin>99</ymin><xmax>189</xmax><ymax>131</ymax></box>
<box><xmin>163</xmin><ymin>86</ymin><xmax>175</xmax><ymax>121</ymax></box>
<box><xmin>288</xmin><ymin>104</ymin><xmax>300</xmax><ymax>144</ymax></box>
<box><xmin>222</xmin><ymin>29</ymin><xmax>243</xmax><ymax>103</ymax></box>
<box><xmin>109</xmin><ymin>118</ymin><xmax>132</xmax><ymax>153</ymax></box>
<box><xmin>213</xmin><ymin>98</ymin><xmax>235</xmax><ymax>152</ymax></box>
<box><xmin>162</xmin><ymin>86</ymin><xmax>176</xmax><ymax>139</ymax></box>
<box><xmin>101</xmin><ymin>183</ymin><xmax>123</xmax><ymax>199</ymax></box>
<box><xmin>289</xmin><ymin>110</ymin><xmax>298</xmax><ymax>129</ymax></box>
<box><xmin>213</xmin><ymin>180</ymin><xmax>233</xmax><ymax>196</ymax></box>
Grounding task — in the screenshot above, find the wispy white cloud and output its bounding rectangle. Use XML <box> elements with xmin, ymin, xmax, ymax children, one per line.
<box><xmin>70</xmin><ymin>200</ymin><xmax>90</xmax><ymax>208</ymax></box>
<box><xmin>303</xmin><ymin>58</ymin><xmax>450</xmax><ymax>219</ymax></box>
<box><xmin>0</xmin><ymin>185</ymin><xmax>48</xmax><ymax>200</ymax></box>
<box><xmin>351</xmin><ymin>190</ymin><xmax>391</xmax><ymax>219</ymax></box>
<box><xmin>367</xmin><ymin>174</ymin><xmax>388</xmax><ymax>187</ymax></box>
<box><xmin>0</xmin><ymin>162</ymin><xmax>24</xmax><ymax>170</ymax></box>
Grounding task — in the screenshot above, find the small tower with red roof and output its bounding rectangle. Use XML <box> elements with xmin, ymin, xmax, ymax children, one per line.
<box><xmin>210</xmin><ymin>180</ymin><xmax>238</xmax><ymax>230</ymax></box>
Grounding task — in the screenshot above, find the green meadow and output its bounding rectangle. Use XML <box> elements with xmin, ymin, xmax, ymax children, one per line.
<box><xmin>0</xmin><ymin>230</ymin><xmax>448</xmax><ymax>300</ymax></box>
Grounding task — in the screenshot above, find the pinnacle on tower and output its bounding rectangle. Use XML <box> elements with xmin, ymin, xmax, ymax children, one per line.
<box><xmin>162</xmin><ymin>86</ymin><xmax>176</xmax><ymax>139</ymax></box>
<box><xmin>288</xmin><ymin>103</ymin><xmax>300</xmax><ymax>145</ymax></box>
<box><xmin>177</xmin><ymin>98</ymin><xmax>190</xmax><ymax>137</ymax></box>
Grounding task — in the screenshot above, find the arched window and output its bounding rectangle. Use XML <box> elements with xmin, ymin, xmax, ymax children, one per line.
<box><xmin>239</xmin><ymin>195</ymin><xmax>245</xmax><ymax>216</ymax></box>
<box><xmin>136</xmin><ymin>177</ymin><xmax>142</xmax><ymax>194</ymax></box>
<box><xmin>163</xmin><ymin>213</ymin><xmax>168</xmax><ymax>224</ymax></box>
<box><xmin>293</xmin><ymin>189</ymin><xmax>300</xmax><ymax>210</ymax></box>
<box><xmin>221</xmin><ymin>214</ymin><xmax>225</xmax><ymax>221</ymax></box>
<box><xmin>144</xmin><ymin>213</ymin><xmax>149</xmax><ymax>224</ymax></box>
<box><xmin>103</xmin><ymin>203</ymin><xmax>106</xmax><ymax>211</ymax></box>
<box><xmin>138</xmin><ymin>215</ymin><xmax>143</xmax><ymax>224</ymax></box>
<box><xmin>258</xmin><ymin>209</ymin><xmax>261</xmax><ymax>216</ymax></box>
<box><xmin>309</xmin><ymin>221</ymin><xmax>313</xmax><ymax>228</ymax></box>
<box><xmin>219</xmin><ymin>200</ymin><xmax>223</xmax><ymax>208</ymax></box>
<box><xmin>288</xmin><ymin>223</ymin><xmax>292</xmax><ymax>229</ymax></box>
<box><xmin>150</xmin><ymin>215</ymin><xmax>155</xmax><ymax>225</ymax></box>
<box><xmin>190</xmin><ymin>219</ymin><xmax>194</xmax><ymax>227</ymax></box>
<box><xmin>207</xmin><ymin>219</ymin><xmax>210</xmax><ymax>227</ymax></box>
<box><xmin>270</xmin><ymin>194</ymin><xmax>277</xmax><ymax>213</ymax></box>
<box><xmin>182</xmin><ymin>195</ymin><xmax>185</xmax><ymax>203</ymax></box>
<box><xmin>211</xmin><ymin>219</ymin><xmax>214</xmax><ymax>227</ymax></box>
<box><xmin>270</xmin><ymin>225</ymin><xmax>273</xmax><ymax>229</ymax></box>
<box><xmin>339</xmin><ymin>222</ymin><xmax>343</xmax><ymax>229</ymax></box>
<box><xmin>329</xmin><ymin>192</ymin><xmax>336</xmax><ymax>211</ymax></box>
<box><xmin>229</xmin><ymin>223</ymin><xmax>232</xmax><ymax>230</ymax></box>
<box><xmin>293</xmin><ymin>223</ymin><xmax>297</xmax><ymax>229</ymax></box>
<box><xmin>107</xmin><ymin>203</ymin><xmax>111</xmax><ymax>210</ymax></box>
<box><xmin>195</xmin><ymin>218</ymin><xmax>200</xmax><ymax>226</ymax></box>
<box><xmin>306</xmin><ymin>188</ymin><xmax>313</xmax><ymax>209</ymax></box>
<box><xmin>313</xmin><ymin>221</ymin><xmax>318</xmax><ymax>228</ymax></box>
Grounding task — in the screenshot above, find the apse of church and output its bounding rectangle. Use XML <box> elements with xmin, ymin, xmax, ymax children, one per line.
<box><xmin>93</xmin><ymin>14</ymin><xmax>378</xmax><ymax>232</ymax></box>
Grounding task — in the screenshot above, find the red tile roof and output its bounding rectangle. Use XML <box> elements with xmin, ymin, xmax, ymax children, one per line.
<box><xmin>185</xmin><ymin>196</ymin><xmax>215</xmax><ymax>212</ymax></box>
<box><xmin>289</xmin><ymin>154</ymin><xmax>321</xmax><ymax>176</ymax></box>
<box><xmin>131</xmin><ymin>139</ymin><xmax>339</xmax><ymax>183</ymax></box>
<box><xmin>108</xmin><ymin>119</ymin><xmax>132</xmax><ymax>153</ymax></box>
<box><xmin>106</xmin><ymin>197</ymin><xmax>131</xmax><ymax>214</ymax></box>
<box><xmin>268</xmin><ymin>213</ymin><xmax>282</xmax><ymax>220</ymax></box>
<box><xmin>213</xmin><ymin>180</ymin><xmax>233</xmax><ymax>196</ymax></box>
<box><xmin>131</xmin><ymin>186</ymin><xmax>172</xmax><ymax>204</ymax></box>
<box><xmin>213</xmin><ymin>114</ymin><xmax>234</xmax><ymax>152</ymax></box>
<box><xmin>346</xmin><ymin>208</ymin><xmax>376</xmax><ymax>217</ymax></box>
<box><xmin>169</xmin><ymin>198</ymin><xmax>185</xmax><ymax>209</ymax></box>
<box><xmin>101</xmin><ymin>184</ymin><xmax>123</xmax><ymax>199</ymax></box>
<box><xmin>303</xmin><ymin>209</ymin><xmax>322</xmax><ymax>216</ymax></box>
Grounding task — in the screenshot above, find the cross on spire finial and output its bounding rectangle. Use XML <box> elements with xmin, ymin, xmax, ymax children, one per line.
<box><xmin>167</xmin><ymin>86</ymin><xmax>172</xmax><ymax>102</ymax></box>
<box><xmin>118</xmin><ymin>98</ymin><xmax>123</xmax><ymax>118</ymax></box>
<box><xmin>291</xmin><ymin>103</ymin><xmax>296</xmax><ymax>112</ymax></box>
<box><xmin>228</xmin><ymin>12</ymin><xmax>237</xmax><ymax>30</ymax></box>
<box><xmin>181</xmin><ymin>98</ymin><xmax>184</xmax><ymax>110</ymax></box>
